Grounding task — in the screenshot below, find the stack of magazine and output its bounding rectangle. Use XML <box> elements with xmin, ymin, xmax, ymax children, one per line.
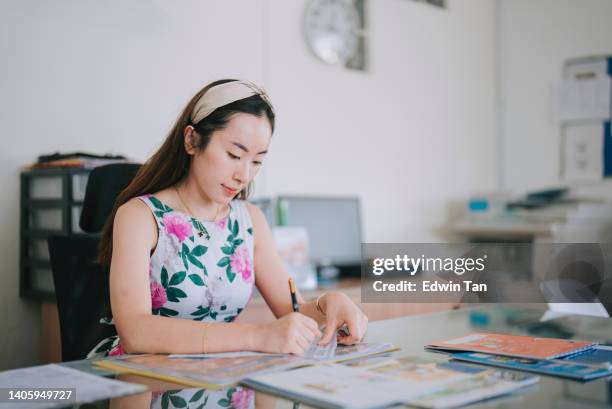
<box><xmin>425</xmin><ymin>332</ymin><xmax>612</xmax><ymax>381</ymax></box>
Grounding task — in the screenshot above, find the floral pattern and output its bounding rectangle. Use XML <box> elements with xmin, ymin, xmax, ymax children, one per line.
<box><xmin>108</xmin><ymin>342</ymin><xmax>125</xmax><ymax>357</ymax></box>
<box><xmin>216</xmin><ymin>218</ymin><xmax>251</xmax><ymax>283</ymax></box>
<box><xmin>229</xmin><ymin>388</ymin><xmax>254</xmax><ymax>409</ymax></box>
<box><xmin>215</xmin><ymin>218</ymin><xmax>227</xmax><ymax>230</ymax></box>
<box><xmin>230</xmin><ymin>247</ymin><xmax>253</xmax><ymax>283</ymax></box>
<box><xmin>87</xmin><ymin>196</ymin><xmax>255</xmax><ymax>359</ymax></box>
<box><xmin>163</xmin><ymin>213</ymin><xmax>193</xmax><ymax>242</ymax></box>
<box><xmin>151</xmin><ymin>280</ymin><xmax>168</xmax><ymax>309</ymax></box>
<box><xmin>150</xmin><ymin>386</ymin><xmax>254</xmax><ymax>409</ymax></box>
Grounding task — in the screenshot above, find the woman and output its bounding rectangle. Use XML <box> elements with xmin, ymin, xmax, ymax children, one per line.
<box><xmin>89</xmin><ymin>79</ymin><xmax>368</xmax><ymax>357</ymax></box>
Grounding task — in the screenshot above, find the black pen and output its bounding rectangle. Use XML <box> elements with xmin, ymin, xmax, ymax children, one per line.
<box><xmin>289</xmin><ymin>278</ymin><xmax>299</xmax><ymax>312</ymax></box>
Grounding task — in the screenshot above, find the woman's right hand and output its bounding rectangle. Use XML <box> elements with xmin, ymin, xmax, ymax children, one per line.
<box><xmin>251</xmin><ymin>313</ymin><xmax>321</xmax><ymax>355</ymax></box>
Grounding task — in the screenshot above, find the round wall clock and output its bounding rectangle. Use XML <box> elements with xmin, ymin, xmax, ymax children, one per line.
<box><xmin>303</xmin><ymin>0</ymin><xmax>362</xmax><ymax>66</ymax></box>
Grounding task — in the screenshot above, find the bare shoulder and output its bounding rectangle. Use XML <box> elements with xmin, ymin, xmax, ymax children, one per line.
<box><xmin>114</xmin><ymin>198</ymin><xmax>158</xmax><ymax>249</ymax></box>
<box><xmin>116</xmin><ymin>197</ymin><xmax>154</xmax><ymax>224</ymax></box>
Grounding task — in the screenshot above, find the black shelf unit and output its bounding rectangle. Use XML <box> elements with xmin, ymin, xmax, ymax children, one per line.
<box><xmin>20</xmin><ymin>167</ymin><xmax>93</xmax><ymax>301</ymax></box>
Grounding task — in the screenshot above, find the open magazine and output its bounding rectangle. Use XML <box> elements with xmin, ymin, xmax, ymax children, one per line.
<box><xmin>406</xmin><ymin>367</ymin><xmax>538</xmax><ymax>409</ymax></box>
<box><xmin>93</xmin><ymin>342</ymin><xmax>397</xmax><ymax>388</ymax></box>
<box><xmin>243</xmin><ymin>356</ymin><xmax>539</xmax><ymax>409</ymax></box>
<box><xmin>95</xmin><ymin>353</ymin><xmax>302</xmax><ymax>389</ymax></box>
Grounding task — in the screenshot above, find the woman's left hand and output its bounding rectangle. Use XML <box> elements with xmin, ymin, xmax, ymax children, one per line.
<box><xmin>317</xmin><ymin>292</ymin><xmax>368</xmax><ymax>345</ymax></box>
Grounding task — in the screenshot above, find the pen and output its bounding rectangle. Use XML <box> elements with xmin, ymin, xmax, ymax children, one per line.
<box><xmin>289</xmin><ymin>278</ymin><xmax>299</xmax><ymax>313</ymax></box>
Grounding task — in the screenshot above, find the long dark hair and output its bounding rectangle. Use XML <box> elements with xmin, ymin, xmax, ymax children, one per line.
<box><xmin>98</xmin><ymin>79</ymin><xmax>275</xmax><ymax>266</ymax></box>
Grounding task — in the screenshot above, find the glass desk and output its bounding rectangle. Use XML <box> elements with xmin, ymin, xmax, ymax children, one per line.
<box><xmin>59</xmin><ymin>305</ymin><xmax>612</xmax><ymax>408</ymax></box>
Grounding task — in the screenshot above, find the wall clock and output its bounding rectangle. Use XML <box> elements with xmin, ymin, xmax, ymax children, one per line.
<box><xmin>303</xmin><ymin>0</ymin><xmax>367</xmax><ymax>71</ymax></box>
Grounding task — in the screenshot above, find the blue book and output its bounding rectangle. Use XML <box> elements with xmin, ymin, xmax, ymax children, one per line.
<box><xmin>451</xmin><ymin>346</ymin><xmax>612</xmax><ymax>381</ymax></box>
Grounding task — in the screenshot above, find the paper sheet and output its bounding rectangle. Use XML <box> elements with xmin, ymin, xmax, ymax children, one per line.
<box><xmin>170</xmin><ymin>341</ymin><xmax>392</xmax><ymax>363</ymax></box>
<box><xmin>303</xmin><ymin>333</ymin><xmax>337</xmax><ymax>360</ymax></box>
<box><xmin>551</xmin><ymin>78</ymin><xmax>611</xmax><ymax>123</ymax></box>
<box><xmin>0</xmin><ymin>364</ymin><xmax>146</xmax><ymax>409</ymax></box>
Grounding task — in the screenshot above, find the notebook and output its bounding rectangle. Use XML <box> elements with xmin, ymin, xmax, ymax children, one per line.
<box><xmin>426</xmin><ymin>333</ymin><xmax>595</xmax><ymax>360</ymax></box>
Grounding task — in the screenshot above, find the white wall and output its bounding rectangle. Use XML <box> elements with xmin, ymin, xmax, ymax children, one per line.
<box><xmin>264</xmin><ymin>0</ymin><xmax>497</xmax><ymax>242</ymax></box>
<box><xmin>497</xmin><ymin>0</ymin><xmax>612</xmax><ymax>195</ymax></box>
<box><xmin>0</xmin><ymin>0</ymin><xmax>496</xmax><ymax>369</ymax></box>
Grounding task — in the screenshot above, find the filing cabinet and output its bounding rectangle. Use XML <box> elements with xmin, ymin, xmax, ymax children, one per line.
<box><xmin>20</xmin><ymin>168</ymin><xmax>91</xmax><ymax>300</ymax></box>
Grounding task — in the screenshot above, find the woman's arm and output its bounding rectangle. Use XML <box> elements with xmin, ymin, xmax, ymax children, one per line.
<box><xmin>247</xmin><ymin>203</ymin><xmax>368</xmax><ymax>345</ymax></box>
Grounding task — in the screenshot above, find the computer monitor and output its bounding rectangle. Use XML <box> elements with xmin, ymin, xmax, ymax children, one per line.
<box><xmin>277</xmin><ymin>196</ymin><xmax>362</xmax><ymax>270</ymax></box>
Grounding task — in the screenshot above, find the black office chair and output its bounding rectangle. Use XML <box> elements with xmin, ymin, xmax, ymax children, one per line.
<box><xmin>49</xmin><ymin>163</ymin><xmax>141</xmax><ymax>361</ymax></box>
<box><xmin>79</xmin><ymin>163</ymin><xmax>142</xmax><ymax>233</ymax></box>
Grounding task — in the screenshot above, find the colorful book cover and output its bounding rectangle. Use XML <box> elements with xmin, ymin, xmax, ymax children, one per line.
<box><xmin>426</xmin><ymin>332</ymin><xmax>595</xmax><ymax>360</ymax></box>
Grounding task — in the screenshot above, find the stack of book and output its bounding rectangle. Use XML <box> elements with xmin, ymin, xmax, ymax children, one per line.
<box><xmin>426</xmin><ymin>332</ymin><xmax>612</xmax><ymax>381</ymax></box>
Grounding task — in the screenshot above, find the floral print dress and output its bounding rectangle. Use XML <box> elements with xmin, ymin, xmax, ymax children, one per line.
<box><xmin>87</xmin><ymin>195</ymin><xmax>255</xmax><ymax>358</ymax></box>
<box><xmin>150</xmin><ymin>386</ymin><xmax>254</xmax><ymax>409</ymax></box>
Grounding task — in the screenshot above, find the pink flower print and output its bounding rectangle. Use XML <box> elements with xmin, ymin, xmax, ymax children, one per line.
<box><xmin>230</xmin><ymin>388</ymin><xmax>254</xmax><ymax>409</ymax></box>
<box><xmin>163</xmin><ymin>213</ymin><xmax>193</xmax><ymax>242</ymax></box>
<box><xmin>108</xmin><ymin>342</ymin><xmax>125</xmax><ymax>356</ymax></box>
<box><xmin>215</xmin><ymin>217</ymin><xmax>227</xmax><ymax>230</ymax></box>
<box><xmin>230</xmin><ymin>247</ymin><xmax>253</xmax><ymax>283</ymax></box>
<box><xmin>150</xmin><ymin>280</ymin><xmax>167</xmax><ymax>309</ymax></box>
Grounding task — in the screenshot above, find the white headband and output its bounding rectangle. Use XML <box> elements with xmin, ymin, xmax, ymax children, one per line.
<box><xmin>190</xmin><ymin>80</ymin><xmax>273</xmax><ymax>124</ymax></box>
